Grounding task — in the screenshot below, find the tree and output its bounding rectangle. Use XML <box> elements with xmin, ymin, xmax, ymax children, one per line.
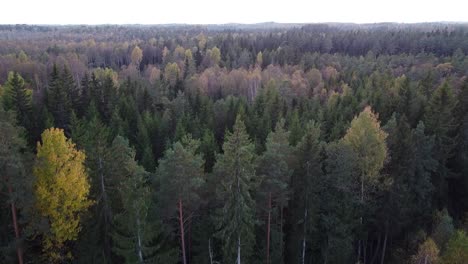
<box><xmin>286</xmin><ymin>121</ymin><xmax>323</xmax><ymax>264</ymax></box>
<box><xmin>411</xmin><ymin>238</ymin><xmax>439</xmax><ymax>264</ymax></box>
<box><xmin>70</xmin><ymin>113</ymin><xmax>118</xmax><ymax>263</ymax></box>
<box><xmin>157</xmin><ymin>136</ymin><xmax>204</xmax><ymax>264</ymax></box>
<box><xmin>200</xmin><ymin>129</ymin><xmax>218</xmax><ymax>173</ymax></box>
<box><xmin>214</xmin><ymin>115</ymin><xmax>256</xmax><ymax>264</ymax></box>
<box><xmin>4</xmin><ymin>72</ymin><xmax>31</xmax><ymax>130</ymax></box>
<box><xmin>441</xmin><ymin>230</ymin><xmax>468</xmax><ymax>264</ymax></box>
<box><xmin>455</xmin><ymin>79</ymin><xmax>468</xmax><ymax>215</ymax></box>
<box><xmin>131</xmin><ymin>46</ymin><xmax>143</xmax><ymax>70</ymax></box>
<box><xmin>320</xmin><ymin>141</ymin><xmax>359</xmax><ymax>264</ymax></box>
<box><xmin>210</xmin><ymin>47</ymin><xmax>221</xmax><ymax>67</ymax></box>
<box><xmin>47</xmin><ymin>65</ymin><xmax>72</xmax><ymax>130</ymax></box>
<box><xmin>424</xmin><ymin>81</ymin><xmax>457</xmax><ymax>208</ymax></box>
<box><xmin>33</xmin><ymin>128</ymin><xmax>92</xmax><ymax>262</ymax></box>
<box><xmin>256</xmin><ymin>119</ymin><xmax>293</xmax><ymax>264</ymax></box>
<box><xmin>111</xmin><ymin>136</ymin><xmax>174</xmax><ymax>263</ymax></box>
<box><xmin>342</xmin><ymin>106</ymin><xmax>387</xmax><ymax>263</ymax></box>
<box><xmin>0</xmin><ymin>106</ymin><xmax>31</xmax><ymax>264</ymax></box>
<box><xmin>288</xmin><ymin>109</ymin><xmax>303</xmax><ymax>146</ymax></box>
<box><xmin>432</xmin><ymin>209</ymin><xmax>455</xmax><ymax>250</ymax></box>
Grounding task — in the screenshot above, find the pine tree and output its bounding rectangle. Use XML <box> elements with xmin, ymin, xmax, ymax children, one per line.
<box><xmin>157</xmin><ymin>136</ymin><xmax>204</xmax><ymax>264</ymax></box>
<box><xmin>0</xmin><ymin>106</ymin><xmax>31</xmax><ymax>264</ymax></box>
<box><xmin>256</xmin><ymin>119</ymin><xmax>293</xmax><ymax>264</ymax></box>
<box><xmin>214</xmin><ymin>115</ymin><xmax>256</xmax><ymax>264</ymax></box>
<box><xmin>33</xmin><ymin>128</ymin><xmax>92</xmax><ymax>262</ymax></box>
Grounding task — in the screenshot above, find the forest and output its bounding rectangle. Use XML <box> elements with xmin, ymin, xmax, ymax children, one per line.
<box><xmin>0</xmin><ymin>23</ymin><xmax>468</xmax><ymax>263</ymax></box>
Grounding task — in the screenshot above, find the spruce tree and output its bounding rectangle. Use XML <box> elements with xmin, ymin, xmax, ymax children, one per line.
<box><xmin>214</xmin><ymin>115</ymin><xmax>256</xmax><ymax>264</ymax></box>
<box><xmin>286</xmin><ymin>121</ymin><xmax>323</xmax><ymax>264</ymax></box>
<box><xmin>111</xmin><ymin>136</ymin><xmax>174</xmax><ymax>263</ymax></box>
<box><xmin>47</xmin><ymin>65</ymin><xmax>72</xmax><ymax>130</ymax></box>
<box><xmin>6</xmin><ymin>72</ymin><xmax>31</xmax><ymax>130</ymax></box>
<box><xmin>424</xmin><ymin>81</ymin><xmax>458</xmax><ymax>207</ymax></box>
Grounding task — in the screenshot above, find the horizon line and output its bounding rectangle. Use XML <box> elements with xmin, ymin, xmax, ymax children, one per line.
<box><xmin>1</xmin><ymin>21</ymin><xmax>468</xmax><ymax>26</ymax></box>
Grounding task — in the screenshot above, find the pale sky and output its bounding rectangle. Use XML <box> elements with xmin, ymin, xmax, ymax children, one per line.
<box><xmin>1</xmin><ymin>0</ymin><xmax>467</xmax><ymax>25</ymax></box>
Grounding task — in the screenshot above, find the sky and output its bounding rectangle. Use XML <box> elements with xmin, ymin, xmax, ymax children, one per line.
<box><xmin>1</xmin><ymin>0</ymin><xmax>467</xmax><ymax>25</ymax></box>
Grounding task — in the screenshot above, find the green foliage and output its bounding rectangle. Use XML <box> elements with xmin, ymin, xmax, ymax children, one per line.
<box><xmin>256</xmin><ymin>119</ymin><xmax>293</xmax><ymax>263</ymax></box>
<box><xmin>0</xmin><ymin>105</ymin><xmax>32</xmax><ymax>263</ymax></box>
<box><xmin>111</xmin><ymin>136</ymin><xmax>175</xmax><ymax>263</ymax></box>
<box><xmin>432</xmin><ymin>209</ymin><xmax>455</xmax><ymax>250</ymax></box>
<box><xmin>2</xmin><ymin>71</ymin><xmax>32</xmax><ymax>129</ymax></box>
<box><xmin>441</xmin><ymin>230</ymin><xmax>468</xmax><ymax>264</ymax></box>
<box><xmin>214</xmin><ymin>115</ymin><xmax>256</xmax><ymax>263</ymax></box>
<box><xmin>157</xmin><ymin>135</ymin><xmax>204</xmax><ymax>220</ymax></box>
<box><xmin>321</xmin><ymin>141</ymin><xmax>359</xmax><ymax>263</ymax></box>
<box><xmin>47</xmin><ymin>65</ymin><xmax>72</xmax><ymax>129</ymax></box>
<box><xmin>287</xmin><ymin>121</ymin><xmax>323</xmax><ymax>263</ymax></box>
<box><xmin>2</xmin><ymin>24</ymin><xmax>468</xmax><ymax>264</ymax></box>
<box><xmin>424</xmin><ymin>81</ymin><xmax>458</xmax><ymax>207</ymax></box>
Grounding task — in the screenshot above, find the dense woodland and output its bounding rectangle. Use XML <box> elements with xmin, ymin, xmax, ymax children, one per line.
<box><xmin>1</xmin><ymin>23</ymin><xmax>468</xmax><ymax>264</ymax></box>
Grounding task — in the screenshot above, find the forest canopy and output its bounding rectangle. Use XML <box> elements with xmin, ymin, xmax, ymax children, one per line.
<box><xmin>1</xmin><ymin>23</ymin><xmax>468</xmax><ymax>264</ymax></box>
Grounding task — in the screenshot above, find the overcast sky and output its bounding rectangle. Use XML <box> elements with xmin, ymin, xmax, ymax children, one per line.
<box><xmin>1</xmin><ymin>0</ymin><xmax>467</xmax><ymax>24</ymax></box>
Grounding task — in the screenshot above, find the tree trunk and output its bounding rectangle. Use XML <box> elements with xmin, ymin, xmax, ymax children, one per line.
<box><xmin>302</xmin><ymin>207</ymin><xmax>307</xmax><ymax>264</ymax></box>
<box><xmin>209</xmin><ymin>238</ymin><xmax>214</xmax><ymax>264</ymax></box>
<box><xmin>189</xmin><ymin>220</ymin><xmax>192</xmax><ymax>263</ymax></box>
<box><xmin>8</xmin><ymin>183</ymin><xmax>24</xmax><ymax>264</ymax></box>
<box><xmin>179</xmin><ymin>198</ymin><xmax>187</xmax><ymax>264</ymax></box>
<box><xmin>266</xmin><ymin>192</ymin><xmax>271</xmax><ymax>264</ymax></box>
<box><xmin>380</xmin><ymin>224</ymin><xmax>388</xmax><ymax>264</ymax></box>
<box><xmin>364</xmin><ymin>236</ymin><xmax>367</xmax><ymax>264</ymax></box>
<box><xmin>98</xmin><ymin>156</ymin><xmax>111</xmax><ymax>260</ymax></box>
<box><xmin>370</xmin><ymin>233</ymin><xmax>381</xmax><ymax>264</ymax></box>
<box><xmin>136</xmin><ymin>217</ymin><xmax>144</xmax><ymax>263</ymax></box>
<box><xmin>237</xmin><ymin>234</ymin><xmax>241</xmax><ymax>264</ymax></box>
<box><xmin>280</xmin><ymin>203</ymin><xmax>284</xmax><ymax>261</ymax></box>
<box><xmin>358</xmin><ymin>175</ymin><xmax>364</xmax><ymax>264</ymax></box>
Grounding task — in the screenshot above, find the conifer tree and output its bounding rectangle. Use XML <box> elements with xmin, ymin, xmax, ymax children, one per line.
<box><xmin>6</xmin><ymin>72</ymin><xmax>31</xmax><ymax>130</ymax></box>
<box><xmin>112</xmin><ymin>136</ymin><xmax>175</xmax><ymax>264</ymax></box>
<box><xmin>157</xmin><ymin>136</ymin><xmax>204</xmax><ymax>264</ymax></box>
<box><xmin>47</xmin><ymin>65</ymin><xmax>72</xmax><ymax>129</ymax></box>
<box><xmin>70</xmin><ymin>111</ymin><xmax>118</xmax><ymax>263</ymax></box>
<box><xmin>286</xmin><ymin>121</ymin><xmax>323</xmax><ymax>264</ymax></box>
<box><xmin>321</xmin><ymin>141</ymin><xmax>359</xmax><ymax>264</ymax></box>
<box><xmin>214</xmin><ymin>115</ymin><xmax>256</xmax><ymax>264</ymax></box>
<box><xmin>256</xmin><ymin>119</ymin><xmax>293</xmax><ymax>264</ymax></box>
<box><xmin>424</xmin><ymin>81</ymin><xmax>458</xmax><ymax>207</ymax></box>
<box><xmin>0</xmin><ymin>105</ymin><xmax>31</xmax><ymax>264</ymax></box>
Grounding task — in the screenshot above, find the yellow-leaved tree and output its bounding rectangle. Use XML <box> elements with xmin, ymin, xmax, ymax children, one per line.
<box><xmin>342</xmin><ymin>106</ymin><xmax>387</xmax><ymax>263</ymax></box>
<box><xmin>33</xmin><ymin>128</ymin><xmax>92</xmax><ymax>262</ymax></box>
